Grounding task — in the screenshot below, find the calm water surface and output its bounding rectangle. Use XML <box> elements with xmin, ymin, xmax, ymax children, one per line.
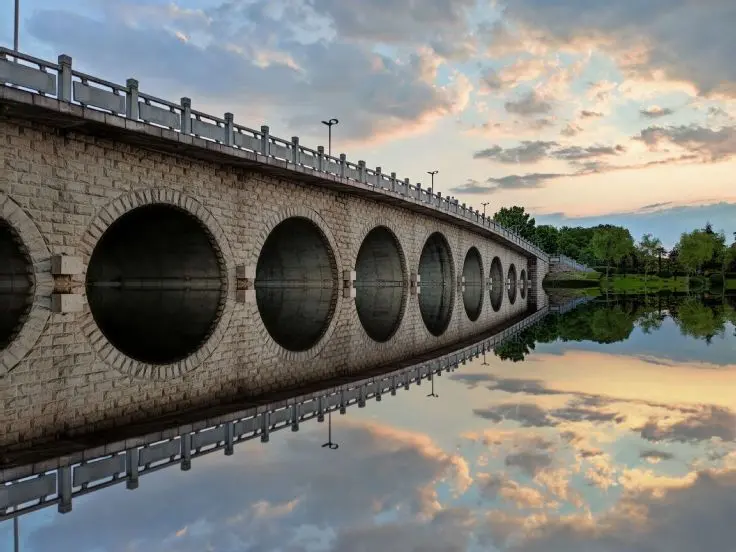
<box><xmin>2</xmin><ymin>294</ymin><xmax>736</xmax><ymax>551</ymax></box>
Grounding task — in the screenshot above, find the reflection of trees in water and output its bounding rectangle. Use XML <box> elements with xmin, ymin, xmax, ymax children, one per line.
<box><xmin>494</xmin><ymin>293</ymin><xmax>736</xmax><ymax>362</ymax></box>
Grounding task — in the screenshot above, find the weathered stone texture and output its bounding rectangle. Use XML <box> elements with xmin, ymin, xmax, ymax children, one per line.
<box><xmin>0</xmin><ymin>116</ymin><xmax>543</xmax><ymax>452</ymax></box>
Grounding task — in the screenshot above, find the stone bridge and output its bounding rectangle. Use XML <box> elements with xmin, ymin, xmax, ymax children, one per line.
<box><xmin>0</xmin><ymin>47</ymin><xmax>583</xmax><ymax>455</ymax></box>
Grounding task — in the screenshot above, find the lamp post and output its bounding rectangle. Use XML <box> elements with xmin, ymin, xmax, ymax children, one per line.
<box><xmin>14</xmin><ymin>0</ymin><xmax>20</xmax><ymax>51</ymax></box>
<box><xmin>427</xmin><ymin>170</ymin><xmax>438</xmax><ymax>195</ymax></box>
<box><xmin>321</xmin><ymin>118</ymin><xmax>339</xmax><ymax>157</ymax></box>
<box><xmin>426</xmin><ymin>373</ymin><xmax>438</xmax><ymax>398</ymax></box>
<box><xmin>321</xmin><ymin>410</ymin><xmax>338</xmax><ymax>450</ymax></box>
<box><xmin>481</xmin><ymin>202</ymin><xmax>489</xmax><ymax>217</ymax></box>
<box><xmin>14</xmin><ymin>516</ymin><xmax>19</xmax><ymax>552</ymax></box>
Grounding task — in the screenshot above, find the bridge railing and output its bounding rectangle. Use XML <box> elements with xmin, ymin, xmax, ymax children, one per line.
<box><xmin>549</xmin><ymin>254</ymin><xmax>595</xmax><ymax>273</ymax></box>
<box><xmin>0</xmin><ymin>306</ymin><xmax>554</xmax><ymax>519</ymax></box>
<box><xmin>0</xmin><ymin>46</ymin><xmax>550</xmax><ymax>259</ymax></box>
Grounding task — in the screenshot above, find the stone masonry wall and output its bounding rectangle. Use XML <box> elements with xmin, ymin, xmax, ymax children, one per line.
<box><xmin>0</xmin><ymin>116</ymin><xmax>541</xmax><ymax>452</ymax></box>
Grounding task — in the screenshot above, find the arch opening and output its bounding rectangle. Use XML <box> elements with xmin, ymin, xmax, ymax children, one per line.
<box><xmin>418</xmin><ymin>232</ymin><xmax>454</xmax><ymax>336</ymax></box>
<box><xmin>489</xmin><ymin>256</ymin><xmax>504</xmax><ymax>312</ymax></box>
<box><xmin>462</xmin><ymin>247</ymin><xmax>483</xmax><ymax>322</ymax></box>
<box><xmin>255</xmin><ymin>217</ymin><xmax>338</xmax><ymax>352</ymax></box>
<box><xmin>0</xmin><ymin>220</ymin><xmax>33</xmax><ymax>350</ymax></box>
<box><xmin>520</xmin><ymin>269</ymin><xmax>527</xmax><ymax>299</ymax></box>
<box><xmin>508</xmin><ymin>264</ymin><xmax>518</xmax><ymax>305</ymax></box>
<box><xmin>86</xmin><ymin>204</ymin><xmax>226</xmax><ymax>365</ymax></box>
<box><xmin>355</xmin><ymin>226</ymin><xmax>406</xmax><ymax>343</ymax></box>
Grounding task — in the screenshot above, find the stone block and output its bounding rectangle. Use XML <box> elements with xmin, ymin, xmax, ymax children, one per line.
<box><xmin>51</xmin><ymin>293</ymin><xmax>84</xmax><ymax>313</ymax></box>
<box><xmin>343</xmin><ymin>287</ymin><xmax>356</xmax><ymax>299</ymax></box>
<box><xmin>236</xmin><ymin>289</ymin><xmax>256</xmax><ymax>303</ymax></box>
<box><xmin>236</xmin><ymin>264</ymin><xmax>256</xmax><ymax>279</ymax></box>
<box><xmin>51</xmin><ymin>255</ymin><xmax>84</xmax><ymax>275</ymax></box>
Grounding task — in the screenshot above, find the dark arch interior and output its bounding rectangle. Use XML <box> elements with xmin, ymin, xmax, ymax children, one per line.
<box><xmin>489</xmin><ymin>256</ymin><xmax>503</xmax><ymax>312</ymax></box>
<box><xmin>520</xmin><ymin>269</ymin><xmax>527</xmax><ymax>299</ymax></box>
<box><xmin>86</xmin><ymin>205</ymin><xmax>226</xmax><ymax>364</ymax></box>
<box><xmin>355</xmin><ymin>226</ymin><xmax>406</xmax><ymax>342</ymax></box>
<box><xmin>0</xmin><ymin>220</ymin><xmax>33</xmax><ymax>350</ymax></box>
<box><xmin>462</xmin><ymin>247</ymin><xmax>483</xmax><ymax>322</ymax></box>
<box><xmin>255</xmin><ymin>217</ymin><xmax>337</xmax><ymax>352</ymax></box>
<box><xmin>418</xmin><ymin>232</ymin><xmax>454</xmax><ymax>336</ymax></box>
<box><xmin>508</xmin><ymin>264</ymin><xmax>518</xmax><ymax>305</ymax></box>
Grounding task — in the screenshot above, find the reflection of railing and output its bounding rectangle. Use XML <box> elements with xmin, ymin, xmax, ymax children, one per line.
<box><xmin>0</xmin><ymin>47</ymin><xmax>547</xmax><ymax>260</ymax></box>
<box><xmin>0</xmin><ymin>307</ymin><xmax>551</xmax><ymax>520</ymax></box>
<box><xmin>549</xmin><ymin>296</ymin><xmax>594</xmax><ymax>314</ymax></box>
<box><xmin>549</xmin><ymin>255</ymin><xmax>595</xmax><ymax>273</ymax></box>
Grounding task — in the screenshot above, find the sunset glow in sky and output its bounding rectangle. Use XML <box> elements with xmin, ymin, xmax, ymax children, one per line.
<box><xmin>3</xmin><ymin>0</ymin><xmax>736</xmax><ymax>245</ymax></box>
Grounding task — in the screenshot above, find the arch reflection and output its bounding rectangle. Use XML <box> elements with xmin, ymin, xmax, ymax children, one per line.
<box><xmin>355</xmin><ymin>226</ymin><xmax>406</xmax><ymax>342</ymax></box>
<box><xmin>0</xmin><ymin>220</ymin><xmax>33</xmax><ymax>350</ymax></box>
<box><xmin>508</xmin><ymin>263</ymin><xmax>518</xmax><ymax>305</ymax></box>
<box><xmin>86</xmin><ymin>205</ymin><xmax>226</xmax><ymax>364</ymax></box>
<box><xmin>462</xmin><ymin>247</ymin><xmax>483</xmax><ymax>322</ymax></box>
<box><xmin>418</xmin><ymin>232</ymin><xmax>454</xmax><ymax>336</ymax></box>
<box><xmin>256</xmin><ymin>217</ymin><xmax>338</xmax><ymax>352</ymax></box>
<box><xmin>489</xmin><ymin>256</ymin><xmax>503</xmax><ymax>312</ymax></box>
<box><xmin>520</xmin><ymin>269</ymin><xmax>527</xmax><ymax>299</ymax></box>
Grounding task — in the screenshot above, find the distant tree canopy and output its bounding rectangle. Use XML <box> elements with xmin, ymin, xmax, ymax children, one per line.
<box><xmin>493</xmin><ymin>206</ymin><xmax>537</xmax><ymax>241</ymax></box>
<box><xmin>492</xmin><ymin>206</ymin><xmax>736</xmax><ymax>276</ymax></box>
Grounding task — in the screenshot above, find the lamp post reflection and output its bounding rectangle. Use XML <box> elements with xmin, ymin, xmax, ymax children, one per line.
<box><xmin>321</xmin><ymin>410</ymin><xmax>339</xmax><ymax>450</ymax></box>
<box><xmin>427</xmin><ymin>372</ymin><xmax>439</xmax><ymax>398</ymax></box>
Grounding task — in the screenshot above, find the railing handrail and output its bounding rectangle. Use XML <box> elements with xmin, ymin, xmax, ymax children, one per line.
<box><xmin>0</xmin><ymin>46</ymin><xmax>550</xmax><ymax>260</ymax></box>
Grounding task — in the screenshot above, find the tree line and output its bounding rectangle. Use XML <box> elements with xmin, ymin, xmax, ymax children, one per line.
<box><xmin>494</xmin><ymin>294</ymin><xmax>736</xmax><ymax>362</ymax></box>
<box><xmin>493</xmin><ymin>206</ymin><xmax>736</xmax><ymax>280</ymax></box>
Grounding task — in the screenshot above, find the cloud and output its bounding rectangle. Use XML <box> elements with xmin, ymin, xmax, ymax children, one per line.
<box><xmin>561</xmin><ymin>123</ymin><xmax>583</xmax><ymax>137</ymax></box>
<box><xmin>638</xmin><ymin>406</ymin><xmax>736</xmax><ymax>443</ymax></box>
<box><xmin>506</xmin><ymin>451</ymin><xmax>554</xmax><ymax>475</ymax></box>
<box><xmin>473</xmin><ymin>141</ymin><xmax>559</xmax><ymax>163</ymax></box>
<box><xmin>580</xmin><ymin>110</ymin><xmax>603</xmax><ymax>118</ymax></box>
<box><xmin>477</xmin><ymin>473</ymin><xmax>558</xmax><ymax>509</ymax></box>
<box><xmin>505</xmin><ymin>90</ymin><xmax>553</xmax><ymax>116</ymax></box>
<box><xmin>474</xmin><ymin>403</ymin><xmax>555</xmax><ymax>427</ymax></box>
<box><xmin>640</xmin><ymin>106</ymin><xmax>675</xmax><ymax>119</ymax></box>
<box><xmin>492</xmin><ymin>0</ymin><xmax>736</xmax><ymax>98</ymax></box>
<box><xmin>635</xmin><ymin>124</ymin><xmax>736</xmax><ymax>161</ymax></box>
<box><xmin>640</xmin><ymin>450</ymin><xmax>676</xmax><ymax>464</ymax></box>
<box><xmin>497</xmin><ymin>468</ymin><xmax>736</xmax><ymax>552</ymax></box>
<box><xmin>26</xmin><ymin>4</ymin><xmax>470</xmax><ymax>144</ymax></box>
<box><xmin>25</xmin><ymin>421</ymin><xmax>472</xmax><ymax>552</ymax></box>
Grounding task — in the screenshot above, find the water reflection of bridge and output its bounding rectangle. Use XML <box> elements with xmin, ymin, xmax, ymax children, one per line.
<box><xmin>0</xmin><ymin>306</ymin><xmax>553</xmax><ymax>521</ymax></box>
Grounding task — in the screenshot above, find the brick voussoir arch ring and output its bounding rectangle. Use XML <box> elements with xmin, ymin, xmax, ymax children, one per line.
<box><xmin>350</xmin><ymin>217</ymin><xmax>409</xmax><ymax>350</ymax></box>
<box><xmin>0</xmin><ymin>193</ymin><xmax>53</xmax><ymax>377</ymax></box>
<box><xmin>251</xmin><ymin>205</ymin><xmax>343</xmax><ymax>361</ymax></box>
<box><xmin>79</xmin><ymin>188</ymin><xmax>235</xmax><ymax>380</ymax></box>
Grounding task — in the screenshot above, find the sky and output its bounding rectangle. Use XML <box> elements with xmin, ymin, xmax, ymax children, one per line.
<box><xmin>2</xmin><ymin>0</ymin><xmax>736</xmax><ymax>246</ymax></box>
<box><xmin>2</xmin><ymin>308</ymin><xmax>735</xmax><ymax>551</ymax></box>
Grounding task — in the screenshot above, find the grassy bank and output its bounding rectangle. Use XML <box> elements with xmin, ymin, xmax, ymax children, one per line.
<box><xmin>543</xmin><ymin>271</ymin><xmax>690</xmax><ymax>294</ymax></box>
<box><xmin>727</xmin><ymin>279</ymin><xmax>736</xmax><ymax>290</ymax></box>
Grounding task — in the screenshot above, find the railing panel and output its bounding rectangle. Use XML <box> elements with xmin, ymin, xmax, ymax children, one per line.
<box><xmin>73</xmin><ymin>454</ymin><xmax>126</xmax><ymax>487</ymax></box>
<box><xmin>0</xmin><ymin>474</ymin><xmax>57</xmax><ymax>510</ymax></box>
<box><xmin>191</xmin><ymin>117</ymin><xmax>224</xmax><ymax>142</ymax></box>
<box><xmin>138</xmin><ymin>102</ymin><xmax>181</xmax><ymax>129</ymax></box>
<box><xmin>0</xmin><ymin>58</ymin><xmax>56</xmax><ymax>94</ymax></box>
<box><xmin>192</xmin><ymin>425</ymin><xmax>226</xmax><ymax>449</ymax></box>
<box><xmin>73</xmin><ymin>81</ymin><xmax>125</xmax><ymax>113</ymax></box>
<box><xmin>233</xmin><ymin>131</ymin><xmax>260</xmax><ymax>151</ymax></box>
<box><xmin>139</xmin><ymin>439</ymin><xmax>181</xmax><ymax>466</ymax></box>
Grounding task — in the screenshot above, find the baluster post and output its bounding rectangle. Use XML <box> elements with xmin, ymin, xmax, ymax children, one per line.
<box><xmin>180</xmin><ymin>97</ymin><xmax>192</xmax><ymax>134</ymax></box>
<box><xmin>57</xmin><ymin>54</ymin><xmax>72</xmax><ymax>102</ymax></box>
<box><xmin>260</xmin><ymin>125</ymin><xmax>270</xmax><ymax>156</ymax></box>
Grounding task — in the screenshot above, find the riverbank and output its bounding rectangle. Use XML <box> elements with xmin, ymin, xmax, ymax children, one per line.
<box><xmin>544</xmin><ymin>270</ymin><xmax>690</xmax><ymax>295</ymax></box>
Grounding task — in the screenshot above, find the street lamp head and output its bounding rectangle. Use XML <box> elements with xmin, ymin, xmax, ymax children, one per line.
<box><xmin>427</xmin><ymin>170</ymin><xmax>439</xmax><ymax>176</ymax></box>
<box><xmin>322</xmin><ymin>118</ymin><xmax>339</xmax><ymax>126</ymax></box>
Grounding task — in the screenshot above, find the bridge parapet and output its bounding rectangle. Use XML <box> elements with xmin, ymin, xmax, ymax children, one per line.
<box><xmin>0</xmin><ymin>47</ymin><xmax>548</xmax><ymax>260</ymax></box>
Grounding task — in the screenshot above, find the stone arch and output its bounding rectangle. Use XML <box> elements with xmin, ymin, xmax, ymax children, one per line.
<box><xmin>251</xmin><ymin>205</ymin><xmax>342</xmax><ymax>361</ymax></box>
<box><xmin>508</xmin><ymin>263</ymin><xmax>518</xmax><ymax>305</ymax></box>
<box><xmin>0</xmin><ymin>193</ymin><xmax>53</xmax><ymax>376</ymax></box>
<box><xmin>520</xmin><ymin>268</ymin><xmax>527</xmax><ymax>299</ymax></box>
<box><xmin>417</xmin><ymin>230</ymin><xmax>455</xmax><ymax>337</ymax></box>
<box><xmin>353</xmin><ymin>220</ymin><xmax>408</xmax><ymax>344</ymax></box>
<box><xmin>489</xmin><ymin>256</ymin><xmax>504</xmax><ymax>312</ymax></box>
<box><xmin>462</xmin><ymin>245</ymin><xmax>484</xmax><ymax>322</ymax></box>
<box><xmin>80</xmin><ymin>188</ymin><xmax>234</xmax><ymax>379</ymax></box>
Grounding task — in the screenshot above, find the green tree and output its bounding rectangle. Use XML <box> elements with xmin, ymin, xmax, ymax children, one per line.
<box><xmin>534</xmin><ymin>224</ymin><xmax>560</xmax><ymax>254</ymax></box>
<box><xmin>637</xmin><ymin>233</ymin><xmax>662</xmax><ymax>285</ymax></box>
<box><xmin>678</xmin><ymin>230</ymin><xmax>715</xmax><ymax>276</ymax></box>
<box><xmin>493</xmin><ymin>206</ymin><xmax>537</xmax><ymax>241</ymax></box>
<box><xmin>674</xmin><ymin>298</ymin><xmax>727</xmax><ymax>344</ymax></box>
<box><xmin>590</xmin><ymin>227</ymin><xmax>635</xmax><ymax>278</ymax></box>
